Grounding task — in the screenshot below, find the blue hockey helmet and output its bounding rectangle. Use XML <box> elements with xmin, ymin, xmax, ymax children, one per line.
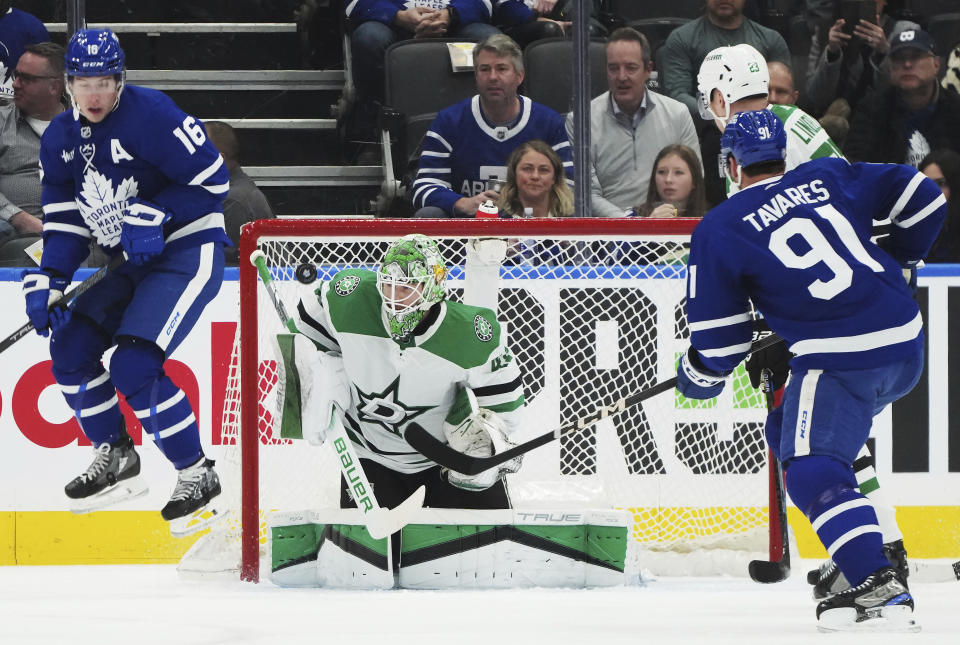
<box><xmin>720</xmin><ymin>109</ymin><xmax>786</xmax><ymax>178</ymax></box>
<box><xmin>65</xmin><ymin>28</ymin><xmax>126</xmax><ymax>77</ymax></box>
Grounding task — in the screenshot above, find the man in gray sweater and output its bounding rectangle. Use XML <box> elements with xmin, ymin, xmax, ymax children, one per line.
<box><xmin>568</xmin><ymin>28</ymin><xmax>700</xmax><ymax>218</ymax></box>
<box><xmin>659</xmin><ymin>0</ymin><xmax>791</xmax><ymax>120</ymax></box>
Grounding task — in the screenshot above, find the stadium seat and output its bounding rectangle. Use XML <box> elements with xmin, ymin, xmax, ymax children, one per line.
<box><xmin>903</xmin><ymin>0</ymin><xmax>959</xmax><ymax>21</ymax></box>
<box><xmin>0</xmin><ymin>235</ymin><xmax>41</xmax><ymax>268</ymax></box>
<box><xmin>927</xmin><ymin>13</ymin><xmax>960</xmax><ymax>61</ymax></box>
<box><xmin>628</xmin><ymin>17</ymin><xmax>691</xmax><ymax>67</ymax></box>
<box><xmin>607</xmin><ymin>0</ymin><xmax>703</xmax><ymax>22</ymax></box>
<box><xmin>376</xmin><ymin>39</ymin><xmax>481</xmax><ymax>215</ymax></box>
<box><xmin>522</xmin><ymin>38</ymin><xmax>608</xmax><ymax>115</ymax></box>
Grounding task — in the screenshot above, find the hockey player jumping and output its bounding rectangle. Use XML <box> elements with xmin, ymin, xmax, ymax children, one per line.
<box><xmin>22</xmin><ymin>28</ymin><xmax>230</xmax><ymax>536</ymax></box>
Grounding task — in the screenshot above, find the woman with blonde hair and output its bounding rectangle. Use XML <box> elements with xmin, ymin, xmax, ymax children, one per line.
<box><xmin>635</xmin><ymin>144</ymin><xmax>707</xmax><ymax>219</ymax></box>
<box><xmin>498</xmin><ymin>139</ymin><xmax>574</xmax><ymax>218</ymax></box>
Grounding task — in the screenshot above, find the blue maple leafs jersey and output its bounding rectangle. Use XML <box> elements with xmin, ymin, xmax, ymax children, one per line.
<box><xmin>38</xmin><ymin>84</ymin><xmax>230</xmax><ymax>277</ymax></box>
<box><xmin>413</xmin><ymin>95</ymin><xmax>573</xmax><ymax>213</ymax></box>
<box><xmin>687</xmin><ymin>157</ymin><xmax>946</xmax><ymax>373</ymax></box>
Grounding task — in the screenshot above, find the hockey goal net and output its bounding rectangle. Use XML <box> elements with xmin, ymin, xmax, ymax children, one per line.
<box><xmin>190</xmin><ymin>218</ymin><xmax>779</xmax><ymax>582</ymax></box>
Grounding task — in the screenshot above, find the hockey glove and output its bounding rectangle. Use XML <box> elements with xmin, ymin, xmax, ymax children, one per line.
<box><xmin>676</xmin><ymin>346</ymin><xmax>729</xmax><ymax>400</ymax></box>
<box><xmin>121</xmin><ymin>198</ymin><xmax>171</xmax><ymax>265</ymax></box>
<box><xmin>745</xmin><ymin>341</ymin><xmax>792</xmax><ymax>391</ymax></box>
<box><xmin>22</xmin><ymin>270</ymin><xmax>70</xmax><ymax>337</ymax></box>
<box><xmin>443</xmin><ymin>408</ymin><xmax>521</xmax><ymax>491</ymax></box>
<box><xmin>278</xmin><ymin>333</ymin><xmax>352</xmax><ymax>446</ymax></box>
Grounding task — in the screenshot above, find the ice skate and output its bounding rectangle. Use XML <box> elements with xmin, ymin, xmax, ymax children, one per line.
<box><xmin>65</xmin><ymin>430</ymin><xmax>148</xmax><ymax>513</ymax></box>
<box><xmin>162</xmin><ymin>457</ymin><xmax>228</xmax><ymax>537</ymax></box>
<box><xmin>816</xmin><ymin>567</ymin><xmax>919</xmax><ymax>633</ymax></box>
<box><xmin>808</xmin><ymin>539</ymin><xmax>910</xmax><ymax>599</ymax></box>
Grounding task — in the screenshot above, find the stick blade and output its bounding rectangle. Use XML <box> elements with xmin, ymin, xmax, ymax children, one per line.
<box><xmin>748</xmin><ymin>559</ymin><xmax>790</xmax><ymax>583</ymax></box>
<box><xmin>405</xmin><ymin>423</ymin><xmax>487</xmax><ymax>475</ymax></box>
<box><xmin>364</xmin><ymin>485</ymin><xmax>426</xmax><ymax>539</ymax></box>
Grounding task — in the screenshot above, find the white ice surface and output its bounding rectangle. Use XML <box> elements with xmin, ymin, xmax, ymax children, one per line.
<box><xmin>0</xmin><ymin>561</ymin><xmax>956</xmax><ymax>645</ymax></box>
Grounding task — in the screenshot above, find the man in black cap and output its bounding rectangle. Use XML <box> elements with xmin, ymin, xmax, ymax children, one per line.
<box><xmin>845</xmin><ymin>28</ymin><xmax>960</xmax><ymax>165</ymax></box>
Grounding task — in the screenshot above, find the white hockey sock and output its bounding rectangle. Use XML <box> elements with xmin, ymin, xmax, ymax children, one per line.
<box><xmin>854</xmin><ymin>444</ymin><xmax>903</xmax><ymax>544</ymax></box>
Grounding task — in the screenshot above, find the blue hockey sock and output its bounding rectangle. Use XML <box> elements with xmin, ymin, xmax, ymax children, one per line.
<box><xmin>111</xmin><ymin>340</ymin><xmax>203</xmax><ymax>469</ymax></box>
<box><xmin>785</xmin><ymin>455</ymin><xmax>890</xmax><ymax>586</ymax></box>
<box><xmin>50</xmin><ymin>317</ymin><xmax>121</xmax><ymax>445</ymax></box>
<box><xmin>57</xmin><ymin>368</ymin><xmax>123</xmax><ymax>445</ymax></box>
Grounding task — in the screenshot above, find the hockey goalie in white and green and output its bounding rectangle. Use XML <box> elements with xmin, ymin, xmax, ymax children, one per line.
<box><xmin>285</xmin><ymin>233</ymin><xmax>526</xmax><ymax>511</ymax></box>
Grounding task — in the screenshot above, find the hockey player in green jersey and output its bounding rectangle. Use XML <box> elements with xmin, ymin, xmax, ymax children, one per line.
<box><xmin>697</xmin><ymin>43</ymin><xmax>844</xmax><ymax>197</ymax></box>
<box><xmin>288</xmin><ymin>234</ymin><xmax>525</xmax><ymax>510</ymax></box>
<box><xmin>696</xmin><ymin>43</ymin><xmax>910</xmax><ymax>597</ymax></box>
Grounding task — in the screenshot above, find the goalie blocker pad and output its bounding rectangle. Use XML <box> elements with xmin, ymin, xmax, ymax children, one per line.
<box><xmin>270</xmin><ymin>508</ymin><xmax>638</xmax><ymax>589</ymax></box>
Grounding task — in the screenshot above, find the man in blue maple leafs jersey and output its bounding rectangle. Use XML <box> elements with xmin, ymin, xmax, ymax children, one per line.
<box><xmin>22</xmin><ymin>28</ymin><xmax>230</xmax><ymax>537</ymax></box>
<box><xmin>676</xmin><ymin>110</ymin><xmax>944</xmax><ymax>632</ymax></box>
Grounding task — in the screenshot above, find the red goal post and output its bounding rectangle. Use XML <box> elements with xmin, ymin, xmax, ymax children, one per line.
<box><xmin>230</xmin><ymin>217</ymin><xmax>777</xmax><ymax>582</ymax></box>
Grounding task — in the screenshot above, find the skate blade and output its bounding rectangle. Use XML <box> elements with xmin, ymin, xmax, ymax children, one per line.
<box><xmin>817</xmin><ymin>605</ymin><xmax>921</xmax><ymax>633</ymax></box>
<box><xmin>168</xmin><ymin>500</ymin><xmax>229</xmax><ymax>538</ymax></box>
<box><xmin>69</xmin><ymin>476</ymin><xmax>149</xmax><ymax>514</ymax></box>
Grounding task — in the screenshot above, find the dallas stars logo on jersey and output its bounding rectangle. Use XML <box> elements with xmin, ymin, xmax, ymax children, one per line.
<box><xmin>354</xmin><ymin>376</ymin><xmax>435</xmax><ymax>436</ymax></box>
<box><xmin>334</xmin><ymin>275</ymin><xmax>361</xmax><ymax>296</ymax></box>
<box><xmin>474</xmin><ymin>314</ymin><xmax>493</xmax><ymax>342</ymax></box>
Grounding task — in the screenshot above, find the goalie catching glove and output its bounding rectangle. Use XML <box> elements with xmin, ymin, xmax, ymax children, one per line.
<box><xmin>279</xmin><ymin>333</ymin><xmax>352</xmax><ymax>445</ymax></box>
<box><xmin>442</xmin><ymin>387</ymin><xmax>521</xmax><ymax>491</ymax></box>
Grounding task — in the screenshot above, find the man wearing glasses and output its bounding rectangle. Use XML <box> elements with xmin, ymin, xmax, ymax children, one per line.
<box><xmin>0</xmin><ymin>42</ymin><xmax>66</xmax><ymax>243</ymax></box>
<box><xmin>845</xmin><ymin>28</ymin><xmax>960</xmax><ymax>166</ymax></box>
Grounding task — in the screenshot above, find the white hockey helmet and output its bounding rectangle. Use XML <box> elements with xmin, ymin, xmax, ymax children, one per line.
<box><xmin>696</xmin><ymin>44</ymin><xmax>770</xmax><ymax>124</ymax></box>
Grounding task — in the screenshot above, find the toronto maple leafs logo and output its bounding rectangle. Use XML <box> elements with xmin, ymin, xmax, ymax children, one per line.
<box><xmin>0</xmin><ymin>60</ymin><xmax>12</xmax><ymax>99</ymax></box>
<box><xmin>905</xmin><ymin>130</ymin><xmax>931</xmax><ymax>169</ymax></box>
<box><xmin>77</xmin><ymin>170</ymin><xmax>139</xmax><ymax>248</ymax></box>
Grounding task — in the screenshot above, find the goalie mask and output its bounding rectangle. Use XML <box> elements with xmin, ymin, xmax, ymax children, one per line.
<box><xmin>64</xmin><ymin>28</ymin><xmax>127</xmax><ymax>115</ymax></box>
<box><xmin>697</xmin><ymin>44</ymin><xmax>769</xmax><ymax>127</ymax></box>
<box><xmin>377</xmin><ymin>234</ymin><xmax>448</xmax><ymax>340</ymax></box>
<box><xmin>719</xmin><ymin>110</ymin><xmax>786</xmax><ymax>189</ymax></box>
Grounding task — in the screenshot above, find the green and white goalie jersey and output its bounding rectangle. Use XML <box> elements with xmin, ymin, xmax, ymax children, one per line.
<box><xmin>295</xmin><ymin>268</ymin><xmax>526</xmax><ymax>473</ymax></box>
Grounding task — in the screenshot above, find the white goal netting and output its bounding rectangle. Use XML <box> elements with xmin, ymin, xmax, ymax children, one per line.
<box><xmin>180</xmin><ymin>219</ymin><xmax>775</xmax><ymax>581</ymax></box>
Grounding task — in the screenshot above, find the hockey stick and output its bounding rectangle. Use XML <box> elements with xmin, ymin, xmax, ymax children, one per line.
<box><xmin>748</xmin><ymin>368</ymin><xmax>791</xmax><ymax>583</ymax></box>
<box><xmin>250</xmin><ymin>250</ymin><xmax>425</xmax><ymax>539</ymax></box>
<box><xmin>0</xmin><ymin>255</ymin><xmax>123</xmax><ymax>355</ymax></box>
<box><xmin>405</xmin><ymin>332</ymin><xmax>787</xmax><ymax>475</ymax></box>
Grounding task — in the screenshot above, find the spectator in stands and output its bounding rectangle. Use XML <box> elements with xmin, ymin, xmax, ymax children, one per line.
<box><xmin>0</xmin><ymin>1</ymin><xmax>49</xmax><ymax>102</ymax></box>
<box><xmin>345</xmin><ymin>1</ymin><xmax>501</xmax><ymax>158</ymax></box>
<box><xmin>498</xmin><ymin>139</ymin><xmax>574</xmax><ymax>218</ymax></box>
<box><xmin>635</xmin><ymin>144</ymin><xmax>707</xmax><ymax>219</ymax></box>
<box><xmin>204</xmin><ymin>121</ymin><xmax>276</xmax><ymax>265</ymax></box>
<box><xmin>658</xmin><ymin>0</ymin><xmax>791</xmax><ymax>120</ymax></box>
<box><xmin>919</xmin><ymin>149</ymin><xmax>960</xmax><ymax>263</ymax></box>
<box><xmin>805</xmin><ymin>0</ymin><xmax>918</xmax><ymax>118</ymax></box>
<box><xmin>0</xmin><ymin>42</ymin><xmax>65</xmax><ymax>245</ymax></box>
<box><xmin>572</xmin><ymin>28</ymin><xmax>701</xmax><ymax>218</ymax></box>
<box><xmin>767</xmin><ymin>61</ymin><xmax>800</xmax><ymax>106</ymax></box>
<box><xmin>412</xmin><ymin>34</ymin><xmax>572</xmax><ymax>218</ymax></box>
<box><xmin>845</xmin><ymin>28</ymin><xmax>960</xmax><ymax>166</ymax></box>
